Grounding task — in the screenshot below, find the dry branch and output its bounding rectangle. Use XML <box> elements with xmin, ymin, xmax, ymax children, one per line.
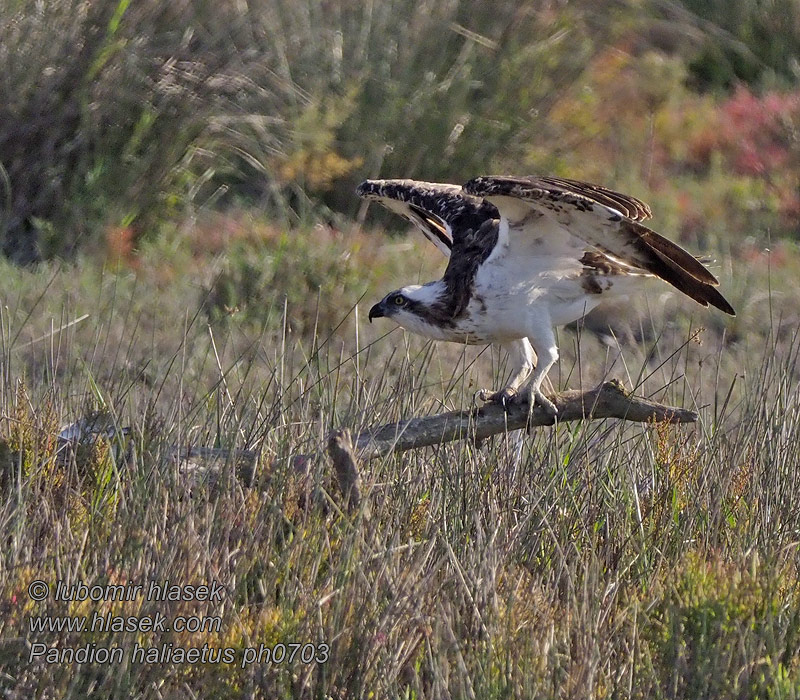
<box><xmin>54</xmin><ymin>381</ymin><xmax>696</xmax><ymax>501</ymax></box>
<box><xmin>352</xmin><ymin>380</ymin><xmax>696</xmax><ymax>459</ymax></box>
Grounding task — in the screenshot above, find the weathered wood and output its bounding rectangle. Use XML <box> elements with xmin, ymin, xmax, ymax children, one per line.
<box><xmin>327</xmin><ymin>429</ymin><xmax>363</xmax><ymax>512</ymax></box>
<box><xmin>56</xmin><ymin>381</ymin><xmax>696</xmax><ymax>496</ymax></box>
<box><xmin>352</xmin><ymin>380</ymin><xmax>696</xmax><ymax>459</ymax></box>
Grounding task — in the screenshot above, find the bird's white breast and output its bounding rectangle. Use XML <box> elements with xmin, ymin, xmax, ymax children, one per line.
<box><xmin>464</xmin><ymin>244</ymin><xmax>608</xmax><ymax>338</ymax></box>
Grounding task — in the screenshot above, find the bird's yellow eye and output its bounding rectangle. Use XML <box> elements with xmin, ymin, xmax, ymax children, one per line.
<box><xmin>394</xmin><ymin>295</ymin><xmax>405</xmax><ymax>305</ymax></box>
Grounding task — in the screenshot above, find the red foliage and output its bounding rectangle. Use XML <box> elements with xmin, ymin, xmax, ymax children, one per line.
<box><xmin>685</xmin><ymin>86</ymin><xmax>800</xmax><ymax>177</ymax></box>
<box><xmin>717</xmin><ymin>86</ymin><xmax>800</xmax><ymax>176</ymax></box>
<box><xmin>542</xmin><ymin>45</ymin><xmax>800</xmax><ymax>238</ymax></box>
<box><xmin>105</xmin><ymin>226</ymin><xmax>139</xmax><ymax>269</ymax></box>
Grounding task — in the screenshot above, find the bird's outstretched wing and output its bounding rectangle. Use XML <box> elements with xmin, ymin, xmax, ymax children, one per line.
<box><xmin>463</xmin><ymin>175</ymin><xmax>735</xmax><ymax>315</ymax></box>
<box><xmin>357</xmin><ymin>179</ymin><xmax>498</xmax><ymax>257</ymax></box>
<box><xmin>533</xmin><ymin>176</ymin><xmax>652</xmax><ymax>221</ymax></box>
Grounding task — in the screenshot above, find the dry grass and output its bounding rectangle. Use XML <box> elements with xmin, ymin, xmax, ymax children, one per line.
<box><xmin>0</xmin><ymin>221</ymin><xmax>799</xmax><ymax>699</ymax></box>
<box><xmin>2</xmin><ymin>1</ymin><xmax>800</xmax><ymax>695</ymax></box>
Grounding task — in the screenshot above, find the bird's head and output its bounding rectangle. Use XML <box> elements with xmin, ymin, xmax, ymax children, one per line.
<box><xmin>368</xmin><ymin>282</ymin><xmax>448</xmax><ymax>338</ymax></box>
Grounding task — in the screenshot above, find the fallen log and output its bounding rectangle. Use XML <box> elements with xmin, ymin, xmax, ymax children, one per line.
<box><xmin>352</xmin><ymin>379</ymin><xmax>696</xmax><ymax>459</ymax></box>
<box><xmin>54</xmin><ymin>381</ymin><xmax>697</xmax><ymax>502</ymax></box>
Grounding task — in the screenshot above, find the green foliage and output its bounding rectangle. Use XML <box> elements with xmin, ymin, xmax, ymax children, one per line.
<box><xmin>675</xmin><ymin>0</ymin><xmax>800</xmax><ymax>89</ymax></box>
<box><xmin>5</xmin><ymin>0</ymin><xmax>800</xmax><ymax>262</ymax></box>
<box><xmin>0</xmin><ymin>0</ymin><xmax>272</xmax><ymax>260</ymax></box>
<box><xmin>0</xmin><ymin>0</ymin><xmax>620</xmax><ymax>259</ymax></box>
<box><xmin>519</xmin><ymin>46</ymin><xmax>800</xmax><ymax>247</ymax></box>
<box><xmin>201</xmin><ymin>229</ymin><xmax>365</xmax><ymax>335</ymax></box>
<box><xmin>645</xmin><ymin>554</ymin><xmax>800</xmax><ymax>698</ymax></box>
<box><xmin>174</xmin><ymin>0</ymin><xmax>618</xmax><ymax>225</ymax></box>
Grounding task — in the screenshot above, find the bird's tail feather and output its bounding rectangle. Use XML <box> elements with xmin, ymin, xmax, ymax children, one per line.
<box><xmin>649</xmin><ymin>250</ymin><xmax>735</xmax><ymax>315</ymax></box>
<box><xmin>621</xmin><ymin>221</ymin><xmax>735</xmax><ymax>315</ymax></box>
<box><xmin>635</xmin><ymin>225</ymin><xmax>719</xmax><ymax>285</ymax></box>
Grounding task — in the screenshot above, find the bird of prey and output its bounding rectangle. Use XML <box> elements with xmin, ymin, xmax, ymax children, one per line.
<box><xmin>358</xmin><ymin>176</ymin><xmax>735</xmax><ymax>418</ymax></box>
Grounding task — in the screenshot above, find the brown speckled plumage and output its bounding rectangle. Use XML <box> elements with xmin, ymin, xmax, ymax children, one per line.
<box><xmin>463</xmin><ymin>175</ymin><xmax>734</xmax><ymax>315</ymax></box>
<box><xmin>358</xmin><ymin>174</ymin><xmax>734</xmax><ymax>418</ymax></box>
<box><xmin>356</xmin><ymin>179</ymin><xmax>497</xmax><ymax>255</ymax></box>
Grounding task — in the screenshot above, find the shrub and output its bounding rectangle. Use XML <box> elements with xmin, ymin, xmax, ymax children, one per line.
<box><xmin>0</xmin><ymin>0</ymin><xmax>618</xmax><ymax>260</ymax></box>
<box><xmin>0</xmin><ymin>0</ymin><xmax>267</xmax><ymax>261</ymax></box>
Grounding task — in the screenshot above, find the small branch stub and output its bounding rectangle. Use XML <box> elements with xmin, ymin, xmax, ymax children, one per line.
<box><xmin>327</xmin><ymin>429</ymin><xmax>363</xmax><ymax>513</ymax></box>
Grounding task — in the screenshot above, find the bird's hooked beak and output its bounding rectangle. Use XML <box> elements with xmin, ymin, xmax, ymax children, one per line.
<box><xmin>368</xmin><ymin>301</ymin><xmax>385</xmax><ymax>323</ymax></box>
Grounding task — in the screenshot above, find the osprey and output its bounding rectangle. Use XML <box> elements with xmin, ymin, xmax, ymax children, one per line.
<box><xmin>357</xmin><ymin>176</ymin><xmax>735</xmax><ymax>418</ymax></box>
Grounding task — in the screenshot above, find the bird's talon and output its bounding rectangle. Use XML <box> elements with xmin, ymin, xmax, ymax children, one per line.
<box><xmin>524</xmin><ymin>389</ymin><xmax>558</xmax><ymax>429</ymax></box>
<box><xmin>479</xmin><ymin>387</ymin><xmax>518</xmax><ymax>408</ymax></box>
<box><xmin>538</xmin><ymin>398</ymin><xmax>558</xmax><ymax>417</ymax></box>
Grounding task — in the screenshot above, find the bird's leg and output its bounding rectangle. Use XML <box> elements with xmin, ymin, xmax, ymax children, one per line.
<box><xmin>479</xmin><ymin>339</ymin><xmax>535</xmax><ymax>406</ymax></box>
<box><xmin>519</xmin><ymin>333</ymin><xmax>559</xmax><ymax>419</ymax></box>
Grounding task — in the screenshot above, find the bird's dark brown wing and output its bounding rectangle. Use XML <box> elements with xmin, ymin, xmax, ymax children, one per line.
<box><xmin>357</xmin><ymin>179</ymin><xmax>498</xmax><ymax>257</ymax></box>
<box><xmin>534</xmin><ymin>176</ymin><xmax>653</xmax><ymax>221</ymax></box>
<box><xmin>463</xmin><ymin>175</ymin><xmax>735</xmax><ymax>316</ymax></box>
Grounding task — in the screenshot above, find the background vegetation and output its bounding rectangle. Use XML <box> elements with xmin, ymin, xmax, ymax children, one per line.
<box><xmin>1</xmin><ymin>0</ymin><xmax>800</xmax><ymax>697</ymax></box>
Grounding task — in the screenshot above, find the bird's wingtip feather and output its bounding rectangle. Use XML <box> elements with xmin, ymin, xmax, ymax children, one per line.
<box><xmin>356</xmin><ymin>180</ymin><xmax>381</xmax><ymax>198</ymax></box>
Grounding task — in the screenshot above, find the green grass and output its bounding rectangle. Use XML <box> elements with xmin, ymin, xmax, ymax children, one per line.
<box><xmin>0</xmin><ymin>219</ymin><xmax>799</xmax><ymax>698</ymax></box>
